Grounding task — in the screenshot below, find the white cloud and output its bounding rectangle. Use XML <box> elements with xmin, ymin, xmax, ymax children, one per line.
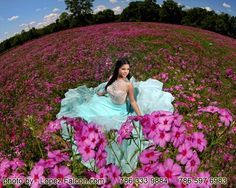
<box><xmin>19</xmin><ymin>23</ymin><xmax>27</xmax><ymax>27</ymax></box>
<box><xmin>93</xmin><ymin>5</ymin><xmax>107</xmax><ymax>14</ymax></box>
<box><xmin>204</xmin><ymin>7</ymin><xmax>212</xmax><ymax>11</ymax></box>
<box><xmin>110</xmin><ymin>0</ymin><xmax>117</xmax><ymax>3</ymax></box>
<box><xmin>52</xmin><ymin>8</ymin><xmax>60</xmax><ymax>12</ymax></box>
<box><xmin>19</xmin><ymin>21</ymin><xmax>36</xmax><ymax>31</ymax></box>
<box><xmin>8</xmin><ymin>16</ymin><xmax>19</xmax><ymax>21</ymax></box>
<box><xmin>223</xmin><ymin>2</ymin><xmax>231</xmax><ymax>8</ymax></box>
<box><xmin>112</xmin><ymin>6</ymin><xmax>123</xmax><ymax>15</ymax></box>
<box><xmin>4</xmin><ymin>32</ymin><xmax>8</xmax><ymax>35</ymax></box>
<box><xmin>35</xmin><ymin>13</ymin><xmax>60</xmax><ymax>29</ymax></box>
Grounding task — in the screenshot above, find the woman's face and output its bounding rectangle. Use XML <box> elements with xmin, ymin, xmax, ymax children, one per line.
<box><xmin>118</xmin><ymin>64</ymin><xmax>130</xmax><ymax>78</ymax></box>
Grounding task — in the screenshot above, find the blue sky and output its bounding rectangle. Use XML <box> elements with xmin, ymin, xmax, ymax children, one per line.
<box><xmin>0</xmin><ymin>0</ymin><xmax>235</xmax><ymax>42</ymax></box>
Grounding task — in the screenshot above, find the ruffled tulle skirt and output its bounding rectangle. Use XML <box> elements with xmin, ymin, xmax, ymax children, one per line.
<box><xmin>56</xmin><ymin>76</ymin><xmax>175</xmax><ymax>174</ymax></box>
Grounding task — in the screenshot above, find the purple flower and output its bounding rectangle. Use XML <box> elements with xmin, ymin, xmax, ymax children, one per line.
<box><xmin>46</xmin><ymin>119</ymin><xmax>62</xmax><ymax>132</ymax></box>
<box><xmin>191</xmin><ymin>132</ymin><xmax>207</xmax><ymax>152</ymax></box>
<box><xmin>37</xmin><ymin>158</ymin><xmax>57</xmax><ymax>168</ymax></box>
<box><xmin>139</xmin><ymin>149</ymin><xmax>161</xmax><ymax>164</ymax></box>
<box><xmin>49</xmin><ymin>165</ymin><xmax>73</xmax><ymax>188</ymax></box>
<box><xmin>106</xmin><ymin>164</ymin><xmax>121</xmax><ymax>186</ymax></box>
<box><xmin>185</xmin><ymin>152</ymin><xmax>200</xmax><ymax>173</ymax></box>
<box><xmin>218</xmin><ymin>108</ymin><xmax>233</xmax><ymax>127</ymax></box>
<box><xmin>170</xmin><ymin>126</ymin><xmax>186</xmax><ymax>148</ymax></box>
<box><xmin>48</xmin><ymin>150</ymin><xmax>70</xmax><ymax>163</ymax></box>
<box><xmin>176</xmin><ymin>144</ymin><xmax>193</xmax><ymax>165</ymax></box>
<box><xmin>153</xmin><ymin>130</ymin><xmax>171</xmax><ymax>148</ymax></box>
<box><xmin>78</xmin><ymin>143</ymin><xmax>96</xmax><ymax>162</ymax></box>
<box><xmin>157</xmin><ymin>158</ymin><xmax>182</xmax><ymax>186</ymax></box>
<box><xmin>137</xmin><ymin>162</ymin><xmax>159</xmax><ymax>176</ymax></box>
<box><xmin>198</xmin><ymin>106</ymin><xmax>219</xmax><ymax>113</ymax></box>
<box><xmin>28</xmin><ymin>165</ymin><xmax>45</xmax><ymax>188</ymax></box>
<box><xmin>158</xmin><ymin>116</ymin><xmax>173</xmax><ymax>131</ymax></box>
<box><xmin>95</xmin><ymin>150</ymin><xmax>107</xmax><ymax>168</ymax></box>
<box><xmin>117</xmin><ymin>121</ymin><xmax>134</xmax><ymax>144</ymax></box>
<box><xmin>196</xmin><ymin>171</ymin><xmax>212</xmax><ymax>188</ymax></box>
<box><xmin>9</xmin><ymin>158</ymin><xmax>25</xmax><ymax>170</ymax></box>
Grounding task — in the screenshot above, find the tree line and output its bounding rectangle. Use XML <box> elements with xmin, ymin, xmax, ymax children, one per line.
<box><xmin>1</xmin><ymin>0</ymin><xmax>236</xmax><ymax>54</ymax></box>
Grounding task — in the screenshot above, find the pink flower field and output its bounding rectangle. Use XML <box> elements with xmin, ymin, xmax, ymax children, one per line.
<box><xmin>0</xmin><ymin>22</ymin><xmax>235</xmax><ymax>187</ymax></box>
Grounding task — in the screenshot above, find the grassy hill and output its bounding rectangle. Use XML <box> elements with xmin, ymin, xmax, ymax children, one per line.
<box><xmin>0</xmin><ymin>22</ymin><xmax>235</xmax><ymax>186</ymax></box>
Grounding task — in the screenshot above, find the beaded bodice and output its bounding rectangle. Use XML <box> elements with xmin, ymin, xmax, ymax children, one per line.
<box><xmin>107</xmin><ymin>78</ymin><xmax>129</xmax><ymax>104</ymax></box>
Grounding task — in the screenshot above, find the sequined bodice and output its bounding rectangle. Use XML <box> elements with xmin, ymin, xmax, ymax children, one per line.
<box><xmin>107</xmin><ymin>78</ymin><xmax>129</xmax><ymax>104</ymax></box>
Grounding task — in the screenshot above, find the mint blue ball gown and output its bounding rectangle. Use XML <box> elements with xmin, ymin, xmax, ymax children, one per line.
<box><xmin>56</xmin><ymin>76</ymin><xmax>175</xmax><ymax>174</ymax></box>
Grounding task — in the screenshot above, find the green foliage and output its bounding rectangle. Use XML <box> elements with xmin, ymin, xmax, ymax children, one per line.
<box><xmin>120</xmin><ymin>0</ymin><xmax>160</xmax><ymax>22</ymax></box>
<box><xmin>94</xmin><ymin>9</ymin><xmax>115</xmax><ymax>23</ymax></box>
<box><xmin>159</xmin><ymin>0</ymin><xmax>184</xmax><ymax>24</ymax></box>
<box><xmin>65</xmin><ymin>0</ymin><xmax>94</xmax><ymax>17</ymax></box>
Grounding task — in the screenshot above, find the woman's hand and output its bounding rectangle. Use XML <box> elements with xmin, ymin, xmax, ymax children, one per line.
<box><xmin>96</xmin><ymin>91</ymin><xmax>104</xmax><ymax>96</ymax></box>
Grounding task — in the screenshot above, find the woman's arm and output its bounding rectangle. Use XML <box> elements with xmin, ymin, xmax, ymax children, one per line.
<box><xmin>127</xmin><ymin>82</ymin><xmax>142</xmax><ymax>116</ymax></box>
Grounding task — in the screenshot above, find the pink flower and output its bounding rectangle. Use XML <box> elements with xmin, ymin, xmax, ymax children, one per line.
<box><xmin>117</xmin><ymin>121</ymin><xmax>133</xmax><ymax>144</ymax></box>
<box><xmin>49</xmin><ymin>165</ymin><xmax>73</xmax><ymax>188</ymax></box>
<box><xmin>185</xmin><ymin>152</ymin><xmax>200</xmax><ymax>173</ymax></box>
<box><xmin>153</xmin><ymin>130</ymin><xmax>171</xmax><ymax>148</ymax></box>
<box><xmin>46</xmin><ymin>119</ymin><xmax>62</xmax><ymax>132</ymax></box>
<box><xmin>106</xmin><ymin>164</ymin><xmax>121</xmax><ymax>186</ymax></box>
<box><xmin>197</xmin><ymin>122</ymin><xmax>205</xmax><ymax>129</ymax></box>
<box><xmin>28</xmin><ymin>165</ymin><xmax>45</xmax><ymax>188</ymax></box>
<box><xmin>137</xmin><ymin>162</ymin><xmax>159</xmax><ymax>176</ymax></box>
<box><xmin>171</xmin><ymin>126</ymin><xmax>186</xmax><ymax>148</ymax></box>
<box><xmin>48</xmin><ymin>150</ymin><xmax>70</xmax><ymax>163</ymax></box>
<box><xmin>172</xmin><ymin>113</ymin><xmax>183</xmax><ymax>127</ymax></box>
<box><xmin>95</xmin><ymin>166</ymin><xmax>107</xmax><ymax>180</ymax></box>
<box><xmin>9</xmin><ymin>158</ymin><xmax>25</xmax><ymax>170</ymax></box>
<box><xmin>176</xmin><ymin>144</ymin><xmax>193</xmax><ymax>165</ymax></box>
<box><xmin>223</xmin><ymin>153</ymin><xmax>233</xmax><ymax>162</ymax></box>
<box><xmin>78</xmin><ymin>144</ymin><xmax>95</xmax><ymax>162</ymax></box>
<box><xmin>84</xmin><ymin>131</ymin><xmax>100</xmax><ymax>148</ymax></box>
<box><xmin>218</xmin><ymin>108</ymin><xmax>233</xmax><ymax>127</ymax></box>
<box><xmin>139</xmin><ymin>149</ymin><xmax>161</xmax><ymax>164</ymax></box>
<box><xmin>157</xmin><ymin>158</ymin><xmax>182</xmax><ymax>186</ymax></box>
<box><xmin>96</xmin><ymin>165</ymin><xmax>121</xmax><ymax>187</ymax></box>
<box><xmin>226</xmin><ymin>68</ymin><xmax>234</xmax><ymax>77</ymax></box>
<box><xmin>196</xmin><ymin>171</ymin><xmax>212</xmax><ymax>188</ymax></box>
<box><xmin>198</xmin><ymin>106</ymin><xmax>219</xmax><ymax>113</ymax></box>
<box><xmin>191</xmin><ymin>132</ymin><xmax>207</xmax><ymax>152</ymax></box>
<box><xmin>95</xmin><ymin>150</ymin><xmax>107</xmax><ymax>168</ymax></box>
<box><xmin>158</xmin><ymin>116</ymin><xmax>173</xmax><ymax>131</ymax></box>
<box><xmin>37</xmin><ymin>159</ymin><xmax>57</xmax><ymax>168</ymax></box>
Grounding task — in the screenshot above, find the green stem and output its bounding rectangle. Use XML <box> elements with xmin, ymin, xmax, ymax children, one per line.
<box><xmin>108</xmin><ymin>139</ymin><xmax>123</xmax><ymax>169</ymax></box>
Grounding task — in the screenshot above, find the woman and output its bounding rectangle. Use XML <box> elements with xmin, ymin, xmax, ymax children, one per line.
<box><xmin>57</xmin><ymin>57</ymin><xmax>175</xmax><ymax>174</ymax></box>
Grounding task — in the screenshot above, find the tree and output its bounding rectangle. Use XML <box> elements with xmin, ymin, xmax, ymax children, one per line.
<box><xmin>181</xmin><ymin>8</ymin><xmax>208</xmax><ymax>26</ymax></box>
<box><xmin>65</xmin><ymin>0</ymin><xmax>94</xmax><ymax>18</ymax></box>
<box><xmin>94</xmin><ymin>9</ymin><xmax>115</xmax><ymax>23</ymax></box>
<box><xmin>159</xmin><ymin>0</ymin><xmax>184</xmax><ymax>24</ymax></box>
<box><xmin>59</xmin><ymin>12</ymin><xmax>70</xmax><ymax>28</ymax></box>
<box><xmin>120</xmin><ymin>0</ymin><xmax>160</xmax><ymax>22</ymax></box>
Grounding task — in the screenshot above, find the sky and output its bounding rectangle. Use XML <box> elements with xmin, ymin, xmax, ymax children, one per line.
<box><xmin>0</xmin><ymin>0</ymin><xmax>236</xmax><ymax>42</ymax></box>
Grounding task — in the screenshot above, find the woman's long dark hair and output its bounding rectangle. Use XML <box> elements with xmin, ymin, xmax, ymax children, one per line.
<box><xmin>105</xmin><ymin>57</ymin><xmax>131</xmax><ymax>91</ymax></box>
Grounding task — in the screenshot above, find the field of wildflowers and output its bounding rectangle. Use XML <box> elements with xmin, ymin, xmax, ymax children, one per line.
<box><xmin>0</xmin><ymin>22</ymin><xmax>235</xmax><ymax>187</ymax></box>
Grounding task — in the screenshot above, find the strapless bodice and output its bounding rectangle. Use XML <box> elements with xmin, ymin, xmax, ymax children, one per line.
<box><xmin>107</xmin><ymin>78</ymin><xmax>129</xmax><ymax>104</ymax></box>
